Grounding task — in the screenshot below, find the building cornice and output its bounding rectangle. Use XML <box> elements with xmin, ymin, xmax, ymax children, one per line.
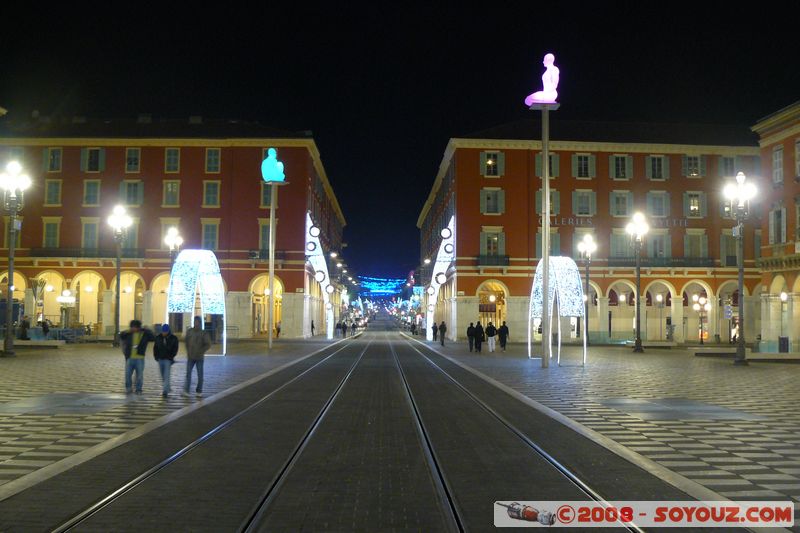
<box><xmin>755</xmin><ymin>122</ymin><xmax>800</xmax><ymax>148</ymax></box>
<box><xmin>751</xmin><ymin>101</ymin><xmax>800</xmax><ymax>136</ymax></box>
<box><xmin>417</xmin><ymin>139</ymin><xmax>456</xmax><ymax>228</ymax></box>
<box><xmin>449</xmin><ymin>137</ymin><xmax>759</xmax><ymax>156</ymax></box>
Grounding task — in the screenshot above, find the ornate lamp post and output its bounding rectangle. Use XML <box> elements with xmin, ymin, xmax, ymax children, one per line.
<box><xmin>780</xmin><ymin>291</ymin><xmax>788</xmax><ymax>340</ymax></box>
<box><xmin>0</xmin><ymin>161</ymin><xmax>31</xmax><ymax>356</ymax></box>
<box><xmin>108</xmin><ymin>205</ymin><xmax>132</xmax><ymax>347</ymax></box>
<box><xmin>626</xmin><ymin>212</ymin><xmax>649</xmax><ymax>353</ymax></box>
<box><xmin>261</xmin><ymin>148</ymin><xmax>287</xmax><ymax>350</ymax></box>
<box><xmin>692</xmin><ymin>294</ymin><xmax>712</xmax><ymax>344</ymax></box>
<box><xmin>723</xmin><ymin>171</ymin><xmax>756</xmax><ymax>365</ymax></box>
<box><xmin>164</xmin><ymin>226</ymin><xmax>183</xmax><ymax>266</ymax></box>
<box><xmin>656</xmin><ymin>293</ymin><xmax>664</xmax><ymax>340</ymax></box>
<box><xmin>576</xmin><ymin>233</ymin><xmax>597</xmax><ymax>346</ymax></box>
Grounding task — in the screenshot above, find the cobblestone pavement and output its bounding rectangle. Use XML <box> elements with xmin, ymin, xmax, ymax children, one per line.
<box><xmin>423</xmin><ymin>337</ymin><xmax>800</xmax><ymax>505</ymax></box>
<box><xmin>0</xmin><ymin>339</ymin><xmax>331</xmax><ymax>488</ymax></box>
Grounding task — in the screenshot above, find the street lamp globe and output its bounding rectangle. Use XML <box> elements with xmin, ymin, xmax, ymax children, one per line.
<box><xmin>780</xmin><ymin>291</ymin><xmax>788</xmax><ymax>302</ymax></box>
<box><xmin>693</xmin><ymin>302</ymin><xmax>700</xmax><ymax>312</ymax></box>
<box><xmin>108</xmin><ymin>205</ymin><xmax>132</xmax><ymax>233</ymax></box>
<box><xmin>656</xmin><ymin>293</ymin><xmax>663</xmax><ymax>303</ymax></box>
<box><xmin>164</xmin><ymin>226</ymin><xmax>183</xmax><ymax>250</ymax></box>
<box><xmin>577</xmin><ymin>233</ymin><xmax>597</xmax><ymax>257</ymax></box>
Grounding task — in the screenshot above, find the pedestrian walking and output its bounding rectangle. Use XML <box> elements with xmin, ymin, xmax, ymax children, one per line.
<box><xmin>498</xmin><ymin>321</ymin><xmax>509</xmax><ymax>352</ymax></box>
<box><xmin>153</xmin><ymin>324</ymin><xmax>179</xmax><ymax>398</ymax></box>
<box><xmin>486</xmin><ymin>322</ymin><xmax>497</xmax><ymax>352</ymax></box>
<box><xmin>432</xmin><ymin>322</ymin><xmax>438</xmax><ymax>342</ymax></box>
<box><xmin>276</xmin><ymin>321</ymin><xmax>281</xmax><ymax>338</ymax></box>
<box><xmin>341</xmin><ymin>321</ymin><xmax>348</xmax><ymax>337</ymax></box>
<box><xmin>183</xmin><ymin>316</ymin><xmax>211</xmax><ymax>397</ymax></box>
<box><xmin>336</xmin><ymin>322</ymin><xmax>342</xmax><ymax>337</ymax></box>
<box><xmin>466</xmin><ymin>322</ymin><xmax>476</xmax><ymax>352</ymax></box>
<box><xmin>19</xmin><ymin>315</ymin><xmax>30</xmax><ymax>340</ymax></box>
<box><xmin>474</xmin><ymin>321</ymin><xmax>484</xmax><ymax>353</ymax></box>
<box><xmin>410</xmin><ymin>323</ymin><xmax>417</xmax><ymax>335</ymax></box>
<box><xmin>120</xmin><ymin>320</ymin><xmax>155</xmax><ymax>394</ymax></box>
<box><xmin>439</xmin><ymin>321</ymin><xmax>447</xmax><ymax>346</ymax></box>
<box><xmin>311</xmin><ymin>320</ymin><xmax>316</xmax><ymax>336</ymax></box>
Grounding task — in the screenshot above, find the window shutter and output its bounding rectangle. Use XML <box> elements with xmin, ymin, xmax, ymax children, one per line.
<box><xmin>535</xmin><ymin>153</ymin><xmax>542</xmax><ymax>177</ymax></box>
<box><xmin>572</xmin><ymin>191</ymin><xmax>578</xmax><ymax>214</ymax></box>
<box><xmin>781</xmin><ymin>207</ymin><xmax>787</xmax><ymax>243</ymax></box>
<box><xmin>646</xmin><ymin>192</ymin><xmax>654</xmax><ymax>215</ymax></box>
<box><xmin>535</xmin><ymin>233</ymin><xmax>542</xmax><ymax>258</ymax></box>
<box><xmin>717</xmin><ymin>156</ymin><xmax>725</xmax><ymax>177</ymax></box>
<box><xmin>479</xmin><ymin>152</ymin><xmax>487</xmax><ymax>176</ymax></box>
<box><xmin>663</xmin><ymin>156</ymin><xmax>670</xmax><ymax>179</ymax></box>
<box><xmin>551</xmin><ymin>233</ymin><xmax>560</xmax><ymax>254</ymax></box>
<box><xmin>625</xmin><ymin>156</ymin><xmax>633</xmax><ymax>179</ymax></box>
<box><xmin>699</xmin><ymin>155</ymin><xmax>707</xmax><ymax>176</ymax></box>
<box><xmin>553</xmin><ymin>191</ymin><xmax>560</xmax><ymax>215</ymax></box>
<box><xmin>769</xmin><ymin>210</ymin><xmax>776</xmax><ymax>244</ymax></box>
<box><xmin>700</xmin><ymin>193</ymin><xmax>708</xmax><ymax>217</ymax></box>
<box><xmin>590</xmin><ymin>192</ymin><xmax>597</xmax><ymax>216</ymax></box>
<box><xmin>589</xmin><ymin>155</ymin><xmax>596</xmax><ymax>178</ymax></box>
<box><xmin>99</xmin><ymin>148</ymin><xmax>106</xmax><ymax>171</ymax></box>
<box><xmin>720</xmin><ymin>234</ymin><xmax>727</xmax><ymax>266</ymax></box>
<box><xmin>683</xmin><ymin>192</ymin><xmax>689</xmax><ymax>217</ymax></box>
<box><xmin>734</xmin><ymin>155</ymin><xmax>742</xmax><ymax>173</ymax></box>
<box><xmin>626</xmin><ymin>191</ymin><xmax>634</xmax><ymax>214</ymax></box>
<box><xmin>498</xmin><ymin>233</ymin><xmax>506</xmax><ymax>255</ymax></box>
<box><xmin>42</xmin><ymin>148</ymin><xmax>49</xmax><ymax>172</ymax></box>
<box><xmin>498</xmin><ymin>190</ymin><xmax>505</xmax><ymax>214</ymax></box>
<box><xmin>535</xmin><ymin>190</ymin><xmax>542</xmax><ymax>214</ymax></box>
<box><xmin>701</xmin><ymin>234</ymin><xmax>708</xmax><ymax>258</ymax></box>
<box><xmin>119</xmin><ymin>182</ymin><xmax>126</xmax><ymax>201</ymax></box>
<box><xmin>681</xmin><ymin>155</ymin><xmax>688</xmax><ymax>176</ymax></box>
<box><xmin>664</xmin><ymin>192</ymin><xmax>671</xmax><ymax>217</ymax></box>
<box><xmin>609</xmin><ymin>192</ymin><xmax>615</xmax><ymax>215</ymax></box>
<box><xmin>551</xmin><ymin>154</ymin><xmax>560</xmax><ymax>177</ymax></box>
<box><xmin>479</xmin><ymin>189</ymin><xmax>487</xmax><ymax>213</ymax></box>
<box><xmin>646</xmin><ymin>237</ymin><xmax>654</xmax><ymax>257</ymax></box>
<box><xmin>608</xmin><ymin>155</ymin><xmax>615</xmax><ymax>178</ymax></box>
<box><xmin>479</xmin><ymin>232</ymin><xmax>487</xmax><ymax>256</ymax></box>
<box><xmin>684</xmin><ymin>235</ymin><xmax>690</xmax><ymax>257</ymax></box>
<box><xmin>664</xmin><ymin>235</ymin><xmax>672</xmax><ymax>257</ymax></box>
<box><xmin>497</xmin><ymin>153</ymin><xmax>505</xmax><ymax>176</ymax></box>
<box><xmin>645</xmin><ymin>156</ymin><xmax>653</xmax><ymax>179</ymax></box>
<box><xmin>80</xmin><ymin>148</ymin><xmax>88</xmax><ymax>172</ymax></box>
<box><xmin>137</xmin><ymin>181</ymin><xmax>144</xmax><ymax>206</ymax></box>
<box><xmin>571</xmin><ymin>154</ymin><xmax>578</xmax><ymax>178</ymax></box>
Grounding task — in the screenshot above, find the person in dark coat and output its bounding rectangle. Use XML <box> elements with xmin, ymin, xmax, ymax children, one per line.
<box><xmin>498</xmin><ymin>321</ymin><xmax>510</xmax><ymax>352</ymax></box>
<box><xmin>153</xmin><ymin>324</ymin><xmax>179</xmax><ymax>398</ymax></box>
<box><xmin>120</xmin><ymin>320</ymin><xmax>156</xmax><ymax>394</ymax></box>
<box><xmin>19</xmin><ymin>316</ymin><xmax>31</xmax><ymax>340</ymax></box>
<box><xmin>466</xmin><ymin>322</ymin><xmax>476</xmax><ymax>352</ymax></box>
<box><xmin>432</xmin><ymin>322</ymin><xmax>438</xmax><ymax>342</ymax></box>
<box><xmin>485</xmin><ymin>322</ymin><xmax>497</xmax><ymax>353</ymax></box>
<box><xmin>438</xmin><ymin>321</ymin><xmax>447</xmax><ymax>346</ymax></box>
<box><xmin>474</xmin><ymin>321</ymin><xmax>484</xmax><ymax>353</ymax></box>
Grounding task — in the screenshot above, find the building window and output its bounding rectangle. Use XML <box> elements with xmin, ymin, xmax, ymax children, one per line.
<box><xmin>610</xmin><ymin>231</ymin><xmax>631</xmax><ymax>258</ymax></box>
<box><xmin>126</xmin><ymin>148</ymin><xmax>141</xmax><ymax>173</ymax></box>
<box><xmin>648</xmin><ymin>233</ymin><xmax>669</xmax><ymax>258</ymax></box>
<box><xmin>754</xmin><ymin>230</ymin><xmax>762</xmax><ymax>260</ymax></box>
<box><xmin>721</xmin><ymin>156</ymin><xmax>735</xmax><ymax>177</ymax></box>
<box><xmin>123</xmin><ymin>222</ymin><xmax>139</xmax><ymax>249</ymax></box>
<box><xmin>203</xmin><ymin>181</ymin><xmax>221</xmax><ymax>207</ymax></box>
<box><xmin>612</xmin><ymin>155</ymin><xmax>629</xmax><ymax>180</ymax></box>
<box><xmin>87</xmin><ymin>148</ymin><xmax>102</xmax><ymax>172</ymax></box>
<box><xmin>685</xmin><ymin>155</ymin><xmax>701</xmax><ymax>177</ymax></box>
<box><xmin>480</xmin><ymin>188</ymin><xmax>504</xmax><ymax>214</ymax></box>
<box><xmin>769</xmin><ymin>207</ymin><xmax>786</xmax><ymax>244</ymax></box>
<box><xmin>163</xmin><ymin>180</ymin><xmax>180</xmax><ymax>207</ymax></box>
<box><xmin>574</xmin><ymin>191</ymin><xmax>593</xmax><ymax>216</ymax></box>
<box><xmin>720</xmin><ymin>232</ymin><xmax>737</xmax><ymax>266</ymax></box>
<box><xmin>47</xmin><ymin>148</ymin><xmax>62</xmax><ymax>172</ymax></box>
<box><xmin>479</xmin><ymin>228</ymin><xmax>505</xmax><ymax>257</ymax></box>
<box><xmin>684</xmin><ymin>232</ymin><xmax>707</xmax><ymax>258</ymax></box>
<box><xmin>43</xmin><ymin>220</ymin><xmax>60</xmax><ymax>248</ymax></box>
<box><xmin>647</xmin><ymin>191</ymin><xmax>669</xmax><ymax>217</ymax></box>
<box><xmin>82</xmin><ymin>221</ymin><xmax>98</xmax><ymax>249</ymax></box>
<box><xmin>83</xmin><ymin>180</ymin><xmax>100</xmax><ymax>206</ymax></box>
<box><xmin>484</xmin><ymin>151</ymin><xmax>500</xmax><ymax>176</ymax></box>
<box><xmin>202</xmin><ymin>221</ymin><xmax>219</xmax><ymax>250</ymax></box>
<box><xmin>44</xmin><ymin>180</ymin><xmax>62</xmax><ymax>206</ymax></box>
<box><xmin>122</xmin><ymin>181</ymin><xmax>143</xmax><ymax>206</ymax></box>
<box><xmin>649</xmin><ymin>156</ymin><xmax>665</xmax><ymax>180</ymax></box>
<box><xmin>165</xmin><ymin>148</ymin><xmax>180</xmax><ymax>173</ymax></box>
<box><xmin>206</xmin><ymin>148</ymin><xmax>221</xmax><ymax>173</ymax></box>
<box><xmin>260</xmin><ymin>183</ymin><xmax>273</xmax><ymax>208</ymax></box>
<box><xmin>536</xmin><ymin>153</ymin><xmax>559</xmax><ymax>178</ymax></box>
<box><xmin>684</xmin><ymin>191</ymin><xmax>705</xmax><ymax>217</ymax></box>
<box><xmin>535</xmin><ymin>231</ymin><xmax>560</xmax><ymax>257</ymax></box>
<box><xmin>575</xmin><ymin>154</ymin><xmax>591</xmax><ymax>179</ymax></box>
<box><xmin>535</xmin><ymin>189</ymin><xmax>561</xmax><ymax>215</ymax></box>
<box><xmin>773</xmin><ymin>146</ymin><xmax>783</xmax><ymax>184</ymax></box>
<box><xmin>610</xmin><ymin>191</ymin><xmax>631</xmax><ymax>217</ymax></box>
<box><xmin>259</xmin><ymin>221</ymin><xmax>270</xmax><ymax>251</ymax></box>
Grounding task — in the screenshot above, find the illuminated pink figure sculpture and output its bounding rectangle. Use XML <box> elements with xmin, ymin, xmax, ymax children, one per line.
<box><xmin>524</xmin><ymin>53</ymin><xmax>559</xmax><ymax>106</ymax></box>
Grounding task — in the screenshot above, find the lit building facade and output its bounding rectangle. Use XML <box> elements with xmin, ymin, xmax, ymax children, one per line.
<box><xmin>752</xmin><ymin>101</ymin><xmax>800</xmax><ymax>352</ymax></box>
<box><xmin>0</xmin><ymin>115</ymin><xmax>346</xmax><ymax>339</ymax></box>
<box><xmin>418</xmin><ymin>120</ymin><xmax>762</xmax><ymax>345</ymax></box>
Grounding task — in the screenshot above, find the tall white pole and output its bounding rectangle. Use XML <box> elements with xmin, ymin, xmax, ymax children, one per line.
<box><xmin>541</xmin><ymin>107</ymin><xmax>551</xmax><ymax>368</ymax></box>
<box><xmin>268</xmin><ymin>183</ymin><xmax>277</xmax><ymax>350</ymax></box>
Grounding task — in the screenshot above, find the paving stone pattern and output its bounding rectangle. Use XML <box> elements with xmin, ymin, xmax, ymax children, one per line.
<box><xmin>0</xmin><ymin>340</ymin><xmax>328</xmax><ymax>487</ymax></box>
<box><xmin>434</xmin><ymin>340</ymin><xmax>800</xmax><ymax>505</ymax></box>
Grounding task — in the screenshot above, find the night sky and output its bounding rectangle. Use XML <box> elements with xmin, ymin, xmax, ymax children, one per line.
<box><xmin>1</xmin><ymin>4</ymin><xmax>798</xmax><ymax>278</ymax></box>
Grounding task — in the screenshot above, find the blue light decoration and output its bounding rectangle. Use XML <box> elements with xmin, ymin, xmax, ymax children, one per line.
<box><xmin>358</xmin><ymin>277</ymin><xmax>406</xmax><ymax>296</ymax></box>
<box><xmin>426</xmin><ymin>216</ymin><xmax>455</xmax><ymax>341</ymax></box>
<box><xmin>167</xmin><ymin>249</ymin><xmax>227</xmax><ymax>355</ymax></box>
<box><xmin>528</xmin><ymin>255</ymin><xmax>586</xmax><ymax>366</ymax></box>
<box><xmin>305</xmin><ymin>213</ymin><xmax>334</xmax><ymax>339</ymax></box>
<box><xmin>261</xmin><ymin>147</ymin><xmax>285</xmax><ymax>183</ymax></box>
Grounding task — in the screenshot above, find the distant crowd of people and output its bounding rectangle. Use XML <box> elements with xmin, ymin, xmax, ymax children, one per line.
<box><xmin>335</xmin><ymin>320</ymin><xmax>360</xmax><ymax>337</ymax></box>
<box><xmin>413</xmin><ymin>319</ymin><xmax>510</xmax><ymax>353</ymax></box>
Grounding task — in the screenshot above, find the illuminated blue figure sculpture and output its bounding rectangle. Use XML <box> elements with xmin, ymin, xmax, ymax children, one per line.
<box><xmin>261</xmin><ymin>148</ymin><xmax>285</xmax><ymax>183</ymax></box>
<box><xmin>528</xmin><ymin>256</ymin><xmax>586</xmax><ymax>366</ymax></box>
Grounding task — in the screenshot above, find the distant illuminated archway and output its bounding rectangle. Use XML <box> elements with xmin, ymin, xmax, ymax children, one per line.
<box><xmin>167</xmin><ymin>249</ymin><xmax>227</xmax><ymax>355</ymax></box>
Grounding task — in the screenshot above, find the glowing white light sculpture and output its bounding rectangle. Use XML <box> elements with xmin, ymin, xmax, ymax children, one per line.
<box><xmin>167</xmin><ymin>249</ymin><xmax>227</xmax><ymax>355</ymax></box>
<box><xmin>524</xmin><ymin>53</ymin><xmax>560</xmax><ymax>106</ymax></box>
<box><xmin>314</xmin><ymin>271</ymin><xmax>326</xmax><ymax>283</ymax></box>
<box><xmin>528</xmin><ymin>256</ymin><xmax>586</xmax><ymax>366</ymax></box>
<box><xmin>426</xmin><ymin>216</ymin><xmax>455</xmax><ymax>341</ymax></box>
<box><xmin>305</xmin><ymin>212</ymin><xmax>334</xmax><ymax>339</ymax></box>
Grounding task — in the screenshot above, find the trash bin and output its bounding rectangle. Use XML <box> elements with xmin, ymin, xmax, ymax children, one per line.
<box><xmin>779</xmin><ymin>336</ymin><xmax>790</xmax><ymax>353</ymax></box>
